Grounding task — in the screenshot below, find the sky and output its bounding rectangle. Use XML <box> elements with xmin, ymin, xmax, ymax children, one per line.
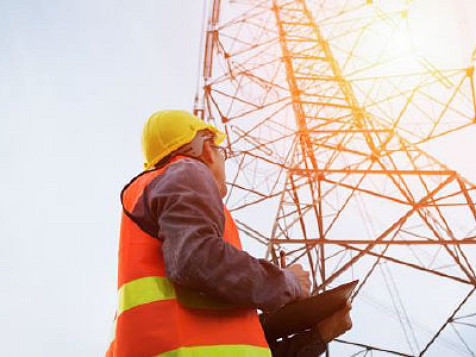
<box><xmin>1</xmin><ymin>1</ymin><xmax>204</xmax><ymax>355</ymax></box>
<box><xmin>0</xmin><ymin>0</ymin><xmax>475</xmax><ymax>356</ymax></box>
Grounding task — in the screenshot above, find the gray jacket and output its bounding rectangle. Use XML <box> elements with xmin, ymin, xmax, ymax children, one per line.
<box><xmin>123</xmin><ymin>157</ymin><xmax>327</xmax><ymax>355</ymax></box>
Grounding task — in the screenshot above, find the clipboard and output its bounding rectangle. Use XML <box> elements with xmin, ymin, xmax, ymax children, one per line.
<box><xmin>261</xmin><ymin>280</ymin><xmax>358</xmax><ymax>340</ymax></box>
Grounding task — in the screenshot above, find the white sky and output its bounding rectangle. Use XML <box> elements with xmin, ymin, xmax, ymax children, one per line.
<box><xmin>1</xmin><ymin>0</ymin><xmax>475</xmax><ymax>356</ymax></box>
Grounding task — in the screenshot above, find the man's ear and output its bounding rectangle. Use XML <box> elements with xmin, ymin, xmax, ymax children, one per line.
<box><xmin>200</xmin><ymin>140</ymin><xmax>215</xmax><ymax>166</ymax></box>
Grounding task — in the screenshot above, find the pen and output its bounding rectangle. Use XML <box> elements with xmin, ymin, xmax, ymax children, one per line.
<box><xmin>280</xmin><ymin>250</ymin><xmax>286</xmax><ymax>269</ymax></box>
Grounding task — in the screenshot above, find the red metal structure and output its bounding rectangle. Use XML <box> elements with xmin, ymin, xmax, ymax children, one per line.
<box><xmin>196</xmin><ymin>0</ymin><xmax>476</xmax><ymax>355</ymax></box>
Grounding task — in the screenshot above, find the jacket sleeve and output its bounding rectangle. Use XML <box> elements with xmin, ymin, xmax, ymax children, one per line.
<box><xmin>145</xmin><ymin>158</ymin><xmax>302</xmax><ymax>312</ymax></box>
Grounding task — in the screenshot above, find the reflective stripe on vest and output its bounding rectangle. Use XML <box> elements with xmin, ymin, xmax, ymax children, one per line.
<box><xmin>160</xmin><ymin>345</ymin><xmax>271</xmax><ymax>356</ymax></box>
<box><xmin>107</xmin><ymin>157</ymin><xmax>271</xmax><ymax>356</ymax></box>
<box><xmin>118</xmin><ymin>276</ymin><xmax>175</xmax><ymax>315</ymax></box>
<box><xmin>118</xmin><ymin>275</ymin><xmax>235</xmax><ymax>317</ymax></box>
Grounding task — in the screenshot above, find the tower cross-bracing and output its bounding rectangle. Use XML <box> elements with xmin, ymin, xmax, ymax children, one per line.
<box><xmin>196</xmin><ymin>0</ymin><xmax>476</xmax><ymax>355</ymax></box>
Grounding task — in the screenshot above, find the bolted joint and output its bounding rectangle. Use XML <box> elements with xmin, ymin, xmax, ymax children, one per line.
<box><xmin>316</xmin><ymin>173</ymin><xmax>325</xmax><ymax>181</ymax></box>
<box><xmin>466</xmin><ymin>66</ymin><xmax>474</xmax><ymax>77</ymax></box>
<box><xmin>370</xmin><ymin>151</ymin><xmax>380</xmax><ymax>161</ymax></box>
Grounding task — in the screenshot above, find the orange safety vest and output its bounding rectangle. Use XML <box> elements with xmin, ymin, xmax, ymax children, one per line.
<box><xmin>106</xmin><ymin>157</ymin><xmax>271</xmax><ymax>356</ymax></box>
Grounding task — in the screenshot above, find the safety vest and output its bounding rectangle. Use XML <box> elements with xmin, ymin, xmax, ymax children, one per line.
<box><xmin>106</xmin><ymin>157</ymin><xmax>271</xmax><ymax>356</ymax></box>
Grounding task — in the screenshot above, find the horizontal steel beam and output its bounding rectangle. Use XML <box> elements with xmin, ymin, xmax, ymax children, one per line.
<box><xmin>291</xmin><ymin>169</ymin><xmax>456</xmax><ymax>175</ymax></box>
<box><xmin>302</xmin><ymin>129</ymin><xmax>394</xmax><ymax>133</ymax></box>
<box><xmin>271</xmin><ymin>239</ymin><xmax>476</xmax><ymax>245</ymax></box>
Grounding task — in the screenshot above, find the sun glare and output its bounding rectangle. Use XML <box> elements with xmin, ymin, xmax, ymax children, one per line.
<box><xmin>406</xmin><ymin>0</ymin><xmax>469</xmax><ymax>68</ymax></box>
<box><xmin>349</xmin><ymin>0</ymin><xmax>473</xmax><ymax>79</ymax></box>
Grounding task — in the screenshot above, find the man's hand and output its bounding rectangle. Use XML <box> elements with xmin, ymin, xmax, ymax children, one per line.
<box><xmin>316</xmin><ymin>300</ymin><xmax>352</xmax><ymax>343</ymax></box>
<box><xmin>285</xmin><ymin>264</ymin><xmax>311</xmax><ymax>298</ymax></box>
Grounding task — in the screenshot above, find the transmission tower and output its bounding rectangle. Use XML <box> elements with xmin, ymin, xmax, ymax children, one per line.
<box><xmin>195</xmin><ymin>0</ymin><xmax>476</xmax><ymax>355</ymax></box>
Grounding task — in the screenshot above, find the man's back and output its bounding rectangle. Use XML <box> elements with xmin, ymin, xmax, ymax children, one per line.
<box><xmin>107</xmin><ymin>156</ymin><xmax>273</xmax><ymax>356</ymax></box>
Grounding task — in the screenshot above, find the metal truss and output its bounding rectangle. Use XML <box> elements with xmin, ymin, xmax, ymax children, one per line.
<box><xmin>196</xmin><ymin>0</ymin><xmax>476</xmax><ymax>355</ymax></box>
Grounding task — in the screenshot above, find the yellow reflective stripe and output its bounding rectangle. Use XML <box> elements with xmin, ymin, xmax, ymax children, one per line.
<box><xmin>118</xmin><ymin>276</ymin><xmax>176</xmax><ymax>315</ymax></box>
<box><xmin>158</xmin><ymin>345</ymin><xmax>272</xmax><ymax>357</ymax></box>
<box><xmin>118</xmin><ymin>276</ymin><xmax>237</xmax><ymax>314</ymax></box>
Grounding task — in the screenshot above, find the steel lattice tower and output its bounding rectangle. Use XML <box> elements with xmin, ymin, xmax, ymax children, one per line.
<box><xmin>195</xmin><ymin>0</ymin><xmax>476</xmax><ymax>355</ymax></box>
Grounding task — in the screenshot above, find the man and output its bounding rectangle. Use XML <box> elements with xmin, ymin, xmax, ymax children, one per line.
<box><xmin>107</xmin><ymin>110</ymin><xmax>352</xmax><ymax>356</ymax></box>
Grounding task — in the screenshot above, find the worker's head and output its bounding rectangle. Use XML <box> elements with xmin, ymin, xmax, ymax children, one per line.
<box><xmin>142</xmin><ymin>110</ymin><xmax>228</xmax><ymax>197</ymax></box>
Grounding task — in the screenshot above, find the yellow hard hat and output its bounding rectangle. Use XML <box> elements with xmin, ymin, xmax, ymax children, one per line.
<box><xmin>142</xmin><ymin>110</ymin><xmax>225</xmax><ymax>170</ymax></box>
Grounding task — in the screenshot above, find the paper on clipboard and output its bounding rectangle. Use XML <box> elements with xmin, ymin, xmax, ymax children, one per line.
<box><xmin>262</xmin><ymin>280</ymin><xmax>358</xmax><ymax>340</ymax></box>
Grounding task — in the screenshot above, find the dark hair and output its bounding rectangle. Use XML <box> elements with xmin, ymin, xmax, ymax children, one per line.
<box><xmin>153</xmin><ymin>153</ymin><xmax>174</xmax><ymax>169</ymax></box>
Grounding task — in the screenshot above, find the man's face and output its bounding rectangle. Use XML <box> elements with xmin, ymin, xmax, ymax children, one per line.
<box><xmin>206</xmin><ymin>141</ymin><xmax>227</xmax><ymax>198</ymax></box>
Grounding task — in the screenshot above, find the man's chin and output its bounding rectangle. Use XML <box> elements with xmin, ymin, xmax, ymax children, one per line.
<box><xmin>220</xmin><ymin>185</ymin><xmax>228</xmax><ymax>199</ymax></box>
